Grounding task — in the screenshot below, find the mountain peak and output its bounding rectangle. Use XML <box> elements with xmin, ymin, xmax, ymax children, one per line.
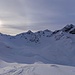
<box><xmin>26</xmin><ymin>30</ymin><xmax>34</xmax><ymax>34</ymax></box>
<box><xmin>44</xmin><ymin>29</ymin><xmax>52</xmax><ymax>32</ymax></box>
<box><xmin>65</xmin><ymin>24</ymin><xmax>74</xmax><ymax>28</ymax></box>
<box><xmin>61</xmin><ymin>24</ymin><xmax>75</xmax><ymax>33</ymax></box>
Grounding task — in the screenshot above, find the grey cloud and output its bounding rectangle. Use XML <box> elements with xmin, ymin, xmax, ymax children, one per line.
<box><xmin>0</xmin><ymin>0</ymin><xmax>75</xmax><ymax>34</ymax></box>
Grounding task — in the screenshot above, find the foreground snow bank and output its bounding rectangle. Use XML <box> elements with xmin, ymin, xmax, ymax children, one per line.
<box><xmin>0</xmin><ymin>62</ymin><xmax>75</xmax><ymax>75</ymax></box>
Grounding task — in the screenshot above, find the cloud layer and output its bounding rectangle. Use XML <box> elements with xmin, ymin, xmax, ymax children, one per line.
<box><xmin>0</xmin><ymin>0</ymin><xmax>75</xmax><ymax>34</ymax></box>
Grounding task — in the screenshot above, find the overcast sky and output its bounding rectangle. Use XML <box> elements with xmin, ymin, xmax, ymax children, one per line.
<box><xmin>0</xmin><ymin>0</ymin><xmax>75</xmax><ymax>35</ymax></box>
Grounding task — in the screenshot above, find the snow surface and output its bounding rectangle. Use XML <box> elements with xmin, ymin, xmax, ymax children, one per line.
<box><xmin>0</xmin><ymin>61</ymin><xmax>75</xmax><ymax>75</ymax></box>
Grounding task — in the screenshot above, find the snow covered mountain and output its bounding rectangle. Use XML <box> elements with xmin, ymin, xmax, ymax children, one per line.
<box><xmin>1</xmin><ymin>24</ymin><xmax>75</xmax><ymax>74</ymax></box>
<box><xmin>0</xmin><ymin>24</ymin><xmax>75</xmax><ymax>66</ymax></box>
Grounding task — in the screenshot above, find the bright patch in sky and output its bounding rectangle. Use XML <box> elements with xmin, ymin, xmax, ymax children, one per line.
<box><xmin>0</xmin><ymin>20</ymin><xmax>3</xmax><ymax>27</ymax></box>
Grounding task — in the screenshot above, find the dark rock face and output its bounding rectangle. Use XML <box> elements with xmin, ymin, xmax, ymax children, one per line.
<box><xmin>69</xmin><ymin>29</ymin><xmax>75</xmax><ymax>34</ymax></box>
<box><xmin>60</xmin><ymin>24</ymin><xmax>75</xmax><ymax>34</ymax></box>
<box><xmin>62</xmin><ymin>24</ymin><xmax>74</xmax><ymax>32</ymax></box>
<box><xmin>52</xmin><ymin>30</ymin><xmax>60</xmax><ymax>34</ymax></box>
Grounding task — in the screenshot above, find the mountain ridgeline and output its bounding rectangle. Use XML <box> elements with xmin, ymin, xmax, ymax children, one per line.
<box><xmin>0</xmin><ymin>24</ymin><xmax>75</xmax><ymax>43</ymax></box>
